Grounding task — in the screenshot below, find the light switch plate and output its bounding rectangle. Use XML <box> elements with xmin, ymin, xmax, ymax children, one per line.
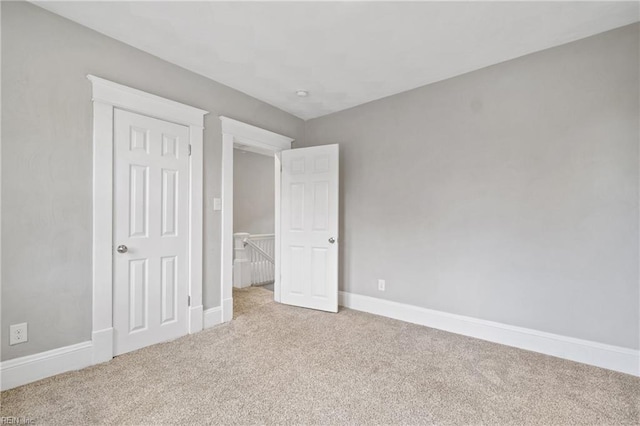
<box><xmin>213</xmin><ymin>198</ymin><xmax>222</xmax><ymax>211</ymax></box>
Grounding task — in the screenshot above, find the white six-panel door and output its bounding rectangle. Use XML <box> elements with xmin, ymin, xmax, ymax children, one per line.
<box><xmin>281</xmin><ymin>144</ymin><xmax>339</xmax><ymax>312</ymax></box>
<box><xmin>113</xmin><ymin>109</ymin><xmax>190</xmax><ymax>355</ymax></box>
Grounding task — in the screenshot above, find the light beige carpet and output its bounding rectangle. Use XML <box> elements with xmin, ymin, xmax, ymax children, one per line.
<box><xmin>1</xmin><ymin>287</ymin><xmax>638</xmax><ymax>425</ymax></box>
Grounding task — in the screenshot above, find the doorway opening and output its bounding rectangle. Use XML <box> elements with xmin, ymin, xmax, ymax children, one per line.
<box><xmin>220</xmin><ymin>117</ymin><xmax>340</xmax><ymax>321</ymax></box>
<box><xmin>232</xmin><ymin>148</ymin><xmax>276</xmax><ymax>292</ymax></box>
<box><xmin>219</xmin><ymin>117</ymin><xmax>294</xmax><ymax>323</ymax></box>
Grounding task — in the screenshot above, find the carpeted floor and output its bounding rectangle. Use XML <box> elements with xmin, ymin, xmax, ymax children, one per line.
<box><xmin>1</xmin><ymin>287</ymin><xmax>638</xmax><ymax>425</ymax></box>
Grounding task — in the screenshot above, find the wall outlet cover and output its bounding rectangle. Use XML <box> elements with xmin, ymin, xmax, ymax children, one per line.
<box><xmin>9</xmin><ymin>323</ymin><xmax>28</xmax><ymax>345</ymax></box>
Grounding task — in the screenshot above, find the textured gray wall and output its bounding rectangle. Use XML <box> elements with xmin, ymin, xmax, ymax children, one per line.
<box><xmin>1</xmin><ymin>1</ymin><xmax>303</xmax><ymax>360</ymax></box>
<box><xmin>233</xmin><ymin>151</ymin><xmax>275</xmax><ymax>235</ymax></box>
<box><xmin>303</xmin><ymin>24</ymin><xmax>640</xmax><ymax>349</ymax></box>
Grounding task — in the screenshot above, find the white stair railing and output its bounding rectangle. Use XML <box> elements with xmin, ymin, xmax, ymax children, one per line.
<box><xmin>244</xmin><ymin>236</ymin><xmax>275</xmax><ymax>285</ymax></box>
<box><xmin>233</xmin><ymin>233</ymin><xmax>275</xmax><ymax>288</ymax></box>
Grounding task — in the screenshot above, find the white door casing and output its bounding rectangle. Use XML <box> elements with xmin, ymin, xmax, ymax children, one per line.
<box><xmin>89</xmin><ymin>75</ymin><xmax>207</xmax><ymax>364</ymax></box>
<box><xmin>281</xmin><ymin>144</ymin><xmax>339</xmax><ymax>312</ymax></box>
<box><xmin>113</xmin><ymin>109</ymin><xmax>190</xmax><ymax>355</ymax></box>
<box><xmin>219</xmin><ymin>117</ymin><xmax>293</xmax><ymax>322</ymax></box>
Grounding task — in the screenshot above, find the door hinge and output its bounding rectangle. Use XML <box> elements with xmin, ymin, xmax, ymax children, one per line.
<box><xmin>188</xmin><ymin>296</ymin><xmax>191</xmax><ymax>306</ymax></box>
<box><xmin>188</xmin><ymin>145</ymin><xmax>192</xmax><ymax>156</ymax></box>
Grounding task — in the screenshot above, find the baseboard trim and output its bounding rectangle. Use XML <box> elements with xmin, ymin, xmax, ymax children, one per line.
<box><xmin>204</xmin><ymin>306</ymin><xmax>223</xmax><ymax>329</ymax></box>
<box><xmin>1</xmin><ymin>304</ymin><xmax>210</xmax><ymax>391</ymax></box>
<box><xmin>339</xmin><ymin>291</ymin><xmax>639</xmax><ymax>376</ymax></box>
<box><xmin>0</xmin><ymin>341</ymin><xmax>93</xmax><ymax>391</ymax></box>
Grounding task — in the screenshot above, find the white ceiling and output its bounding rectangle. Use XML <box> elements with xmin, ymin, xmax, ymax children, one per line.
<box><xmin>35</xmin><ymin>1</ymin><xmax>639</xmax><ymax>120</ymax></box>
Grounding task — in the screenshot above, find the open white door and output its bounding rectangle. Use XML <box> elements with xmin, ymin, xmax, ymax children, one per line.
<box><xmin>280</xmin><ymin>144</ymin><xmax>339</xmax><ymax>312</ymax></box>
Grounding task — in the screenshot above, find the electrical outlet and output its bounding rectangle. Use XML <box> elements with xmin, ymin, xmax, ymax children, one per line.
<box><xmin>378</xmin><ymin>279</ymin><xmax>386</xmax><ymax>291</ymax></box>
<box><xmin>9</xmin><ymin>323</ymin><xmax>28</xmax><ymax>345</ymax></box>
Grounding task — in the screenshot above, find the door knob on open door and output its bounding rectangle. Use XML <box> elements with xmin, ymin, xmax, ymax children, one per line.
<box><xmin>328</xmin><ymin>238</ymin><xmax>335</xmax><ymax>244</ymax></box>
<box><xmin>116</xmin><ymin>245</ymin><xmax>128</xmax><ymax>253</ymax></box>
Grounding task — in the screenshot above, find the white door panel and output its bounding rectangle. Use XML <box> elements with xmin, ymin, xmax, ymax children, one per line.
<box><xmin>281</xmin><ymin>144</ymin><xmax>339</xmax><ymax>312</ymax></box>
<box><xmin>113</xmin><ymin>109</ymin><xmax>190</xmax><ymax>355</ymax></box>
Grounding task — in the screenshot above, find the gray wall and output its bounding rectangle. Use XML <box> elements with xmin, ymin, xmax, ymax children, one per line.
<box><xmin>1</xmin><ymin>1</ymin><xmax>303</xmax><ymax>360</ymax></box>
<box><xmin>233</xmin><ymin>151</ymin><xmax>275</xmax><ymax>235</ymax></box>
<box><xmin>303</xmin><ymin>24</ymin><xmax>640</xmax><ymax>349</ymax></box>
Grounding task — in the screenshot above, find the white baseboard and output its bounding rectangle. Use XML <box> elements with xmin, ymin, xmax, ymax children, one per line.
<box><xmin>204</xmin><ymin>306</ymin><xmax>223</xmax><ymax>329</ymax></box>
<box><xmin>1</xmin><ymin>304</ymin><xmax>211</xmax><ymax>391</ymax></box>
<box><xmin>189</xmin><ymin>305</ymin><xmax>204</xmax><ymax>334</ymax></box>
<box><xmin>339</xmin><ymin>291</ymin><xmax>640</xmax><ymax>377</ymax></box>
<box><xmin>222</xmin><ymin>297</ymin><xmax>233</xmax><ymax>323</ymax></box>
<box><xmin>4</xmin><ymin>293</ymin><xmax>635</xmax><ymax>392</ymax></box>
<box><xmin>0</xmin><ymin>341</ymin><xmax>93</xmax><ymax>391</ymax></box>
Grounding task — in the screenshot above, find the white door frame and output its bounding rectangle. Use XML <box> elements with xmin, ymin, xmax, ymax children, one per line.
<box><xmin>219</xmin><ymin>117</ymin><xmax>293</xmax><ymax>320</ymax></box>
<box><xmin>89</xmin><ymin>75</ymin><xmax>208</xmax><ymax>364</ymax></box>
